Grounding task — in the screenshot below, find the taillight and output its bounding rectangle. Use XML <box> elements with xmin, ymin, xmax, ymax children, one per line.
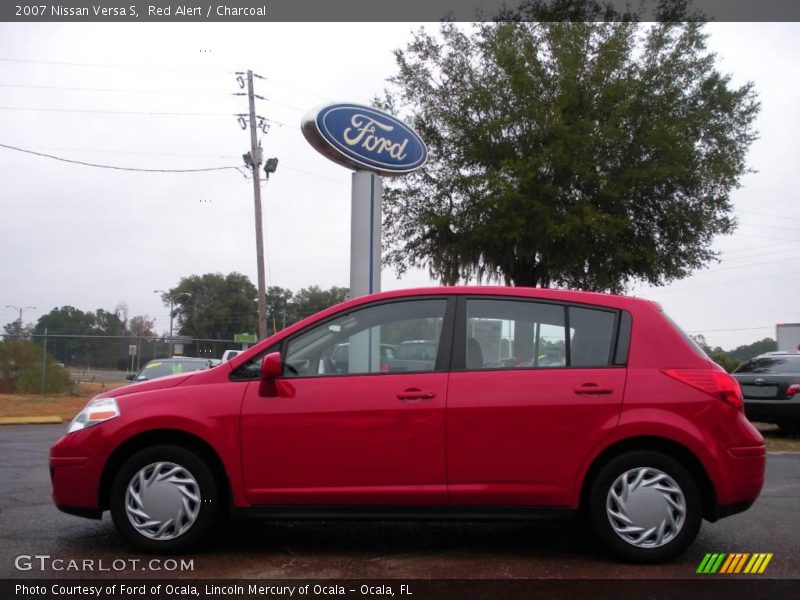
<box><xmin>787</xmin><ymin>384</ymin><xmax>800</xmax><ymax>398</ymax></box>
<box><xmin>663</xmin><ymin>369</ymin><xmax>744</xmax><ymax>412</ymax></box>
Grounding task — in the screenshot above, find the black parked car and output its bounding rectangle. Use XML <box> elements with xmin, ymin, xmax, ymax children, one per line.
<box><xmin>732</xmin><ymin>352</ymin><xmax>800</xmax><ymax>429</ymax></box>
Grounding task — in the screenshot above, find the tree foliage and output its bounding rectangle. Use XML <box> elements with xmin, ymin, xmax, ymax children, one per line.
<box><xmin>3</xmin><ymin>319</ymin><xmax>33</xmax><ymax>338</ymax></box>
<box><xmin>167</xmin><ymin>272</ymin><xmax>259</xmax><ymax>340</ymax></box>
<box><xmin>728</xmin><ymin>337</ymin><xmax>777</xmax><ymax>363</ymax></box>
<box><xmin>377</xmin><ymin>19</ymin><xmax>759</xmax><ymax>291</ymax></box>
<box><xmin>265</xmin><ymin>285</ymin><xmax>350</xmax><ymax>335</ymax></box>
<box><xmin>33</xmin><ymin>306</ymin><xmax>127</xmax><ymax>368</ymax></box>
<box><xmin>691</xmin><ymin>335</ymin><xmax>779</xmax><ymax>373</ymax></box>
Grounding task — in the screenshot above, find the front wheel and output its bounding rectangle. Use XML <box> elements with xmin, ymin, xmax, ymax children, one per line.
<box><xmin>110</xmin><ymin>445</ymin><xmax>219</xmax><ymax>553</ymax></box>
<box><xmin>589</xmin><ymin>451</ymin><xmax>702</xmax><ymax>563</ymax></box>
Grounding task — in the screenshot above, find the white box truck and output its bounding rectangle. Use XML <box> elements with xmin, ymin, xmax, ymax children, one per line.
<box><xmin>776</xmin><ymin>323</ymin><xmax>800</xmax><ymax>352</ymax></box>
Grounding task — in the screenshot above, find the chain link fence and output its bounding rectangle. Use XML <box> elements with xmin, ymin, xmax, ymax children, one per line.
<box><xmin>1</xmin><ymin>333</ymin><xmax>246</xmax><ymax>389</ymax></box>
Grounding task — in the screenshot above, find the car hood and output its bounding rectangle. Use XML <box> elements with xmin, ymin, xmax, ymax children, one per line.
<box><xmin>99</xmin><ymin>372</ymin><xmax>198</xmax><ymax>398</ymax></box>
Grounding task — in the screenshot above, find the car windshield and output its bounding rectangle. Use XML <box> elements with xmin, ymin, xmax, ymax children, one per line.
<box><xmin>136</xmin><ymin>360</ymin><xmax>208</xmax><ymax>381</ymax></box>
<box><xmin>734</xmin><ymin>356</ymin><xmax>800</xmax><ymax>375</ymax></box>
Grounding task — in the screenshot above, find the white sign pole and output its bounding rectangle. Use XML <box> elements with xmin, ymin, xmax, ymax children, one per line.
<box><xmin>350</xmin><ymin>170</ymin><xmax>382</xmax><ymax>298</ymax></box>
<box><xmin>348</xmin><ymin>170</ymin><xmax>382</xmax><ymax>373</ymax></box>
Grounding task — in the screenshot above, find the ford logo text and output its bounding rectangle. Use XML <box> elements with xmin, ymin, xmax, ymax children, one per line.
<box><xmin>302</xmin><ymin>103</ymin><xmax>427</xmax><ymax>177</ymax></box>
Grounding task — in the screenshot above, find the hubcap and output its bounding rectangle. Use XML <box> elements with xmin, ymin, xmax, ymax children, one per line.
<box><xmin>606</xmin><ymin>467</ymin><xmax>686</xmax><ymax>549</ymax></box>
<box><xmin>125</xmin><ymin>461</ymin><xmax>201</xmax><ymax>541</ymax></box>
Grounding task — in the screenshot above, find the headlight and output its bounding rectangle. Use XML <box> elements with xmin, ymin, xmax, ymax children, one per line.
<box><xmin>67</xmin><ymin>397</ymin><xmax>120</xmax><ymax>433</ymax></box>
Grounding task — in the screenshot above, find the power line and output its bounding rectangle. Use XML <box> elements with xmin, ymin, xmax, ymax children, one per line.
<box><xmin>718</xmin><ymin>248</ymin><xmax>800</xmax><ymax>265</ymax></box>
<box><xmin>0</xmin><ymin>83</ymin><xmax>229</xmax><ymax>95</ymax></box>
<box><xmin>641</xmin><ymin>270</ymin><xmax>800</xmax><ymax>294</ymax></box>
<box><xmin>0</xmin><ymin>57</ymin><xmax>331</xmax><ymax>103</ymax></box>
<box><xmin>0</xmin><ymin>106</ymin><xmax>231</xmax><ymax>117</ymax></box>
<box><xmin>719</xmin><ymin>240</ymin><xmax>800</xmax><ymax>256</ymax></box>
<box><xmin>0</xmin><ymin>56</ymin><xmax>231</xmax><ymax>74</ymax></box>
<box><xmin>0</xmin><ymin>143</ymin><xmax>244</xmax><ymax>174</ymax></box>
<box><xmin>685</xmin><ymin>326</ymin><xmax>774</xmax><ymax>334</ymax></box>
<box><xmin>20</xmin><ymin>145</ymin><xmax>241</xmax><ymax>159</ymax></box>
<box><xmin>739</xmin><ymin>222</ymin><xmax>799</xmax><ymax>234</ymax></box>
<box><xmin>1</xmin><ymin>83</ymin><xmax>310</xmax><ymax>115</ymax></box>
<box><xmin>705</xmin><ymin>256</ymin><xmax>799</xmax><ymax>274</ymax></box>
<box><xmin>730</xmin><ymin>232</ymin><xmax>798</xmax><ymax>243</ymax></box>
<box><xmin>6</xmin><ymin>144</ymin><xmax>344</xmax><ymax>183</ymax></box>
<box><xmin>740</xmin><ymin>209</ymin><xmax>800</xmax><ymax>221</ymax></box>
<box><xmin>0</xmin><ymin>106</ymin><xmax>300</xmax><ymax>129</ymax></box>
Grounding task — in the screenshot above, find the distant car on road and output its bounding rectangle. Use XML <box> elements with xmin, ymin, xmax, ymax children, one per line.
<box><xmin>381</xmin><ymin>339</ymin><xmax>438</xmax><ymax>372</ymax></box>
<box><xmin>126</xmin><ymin>357</ymin><xmax>214</xmax><ymax>383</ymax></box>
<box><xmin>325</xmin><ymin>342</ymin><xmax>397</xmax><ymax>374</ymax></box>
<box><xmin>733</xmin><ymin>352</ymin><xmax>800</xmax><ymax>429</ymax></box>
<box><xmin>221</xmin><ymin>350</ymin><xmax>242</xmax><ymax>363</ymax></box>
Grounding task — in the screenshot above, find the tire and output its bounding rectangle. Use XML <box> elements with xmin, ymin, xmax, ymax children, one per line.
<box><xmin>110</xmin><ymin>445</ymin><xmax>220</xmax><ymax>553</ymax></box>
<box><xmin>589</xmin><ymin>451</ymin><xmax>702</xmax><ymax>563</ymax></box>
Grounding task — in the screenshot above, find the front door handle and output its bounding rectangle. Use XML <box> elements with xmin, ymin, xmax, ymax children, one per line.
<box><xmin>574</xmin><ymin>384</ymin><xmax>613</xmax><ymax>395</ymax></box>
<box><xmin>397</xmin><ymin>388</ymin><xmax>436</xmax><ymax>401</ymax></box>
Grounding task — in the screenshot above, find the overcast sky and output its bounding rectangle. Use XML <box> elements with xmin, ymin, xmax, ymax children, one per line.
<box><xmin>0</xmin><ymin>22</ymin><xmax>798</xmax><ymax>349</ymax></box>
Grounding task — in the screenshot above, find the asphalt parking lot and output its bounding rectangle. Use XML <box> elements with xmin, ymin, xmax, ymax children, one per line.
<box><xmin>1</xmin><ymin>424</ymin><xmax>798</xmax><ymax>580</ymax></box>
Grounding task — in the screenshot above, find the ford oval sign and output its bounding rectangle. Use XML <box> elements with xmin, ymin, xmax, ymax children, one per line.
<box><xmin>301</xmin><ymin>103</ymin><xmax>427</xmax><ymax>177</ymax></box>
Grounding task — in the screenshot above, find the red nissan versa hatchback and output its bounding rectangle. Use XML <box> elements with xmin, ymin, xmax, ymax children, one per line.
<box><xmin>50</xmin><ymin>287</ymin><xmax>765</xmax><ymax>562</ymax></box>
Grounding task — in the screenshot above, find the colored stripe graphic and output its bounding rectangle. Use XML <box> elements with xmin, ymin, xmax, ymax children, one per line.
<box><xmin>698</xmin><ymin>553</ymin><xmax>773</xmax><ymax>574</ymax></box>
<box><xmin>719</xmin><ymin>554</ymin><xmax>736</xmax><ymax>574</ymax></box>
<box><xmin>733</xmin><ymin>553</ymin><xmax>750</xmax><ymax>573</ymax></box>
<box><xmin>697</xmin><ymin>554</ymin><xmax>713</xmax><ymax>574</ymax></box>
<box><xmin>726</xmin><ymin>553</ymin><xmax>748</xmax><ymax>573</ymax></box>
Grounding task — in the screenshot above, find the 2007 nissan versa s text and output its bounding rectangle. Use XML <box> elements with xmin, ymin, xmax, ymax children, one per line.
<box><xmin>50</xmin><ymin>287</ymin><xmax>765</xmax><ymax>562</ymax></box>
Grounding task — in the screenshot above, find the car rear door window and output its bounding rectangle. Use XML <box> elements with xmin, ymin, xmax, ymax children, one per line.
<box><xmin>465</xmin><ymin>299</ymin><xmax>567</xmax><ymax>369</ymax></box>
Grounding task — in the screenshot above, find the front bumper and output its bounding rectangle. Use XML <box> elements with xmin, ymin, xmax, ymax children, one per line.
<box><xmin>50</xmin><ymin>430</ymin><xmax>109</xmax><ymax>516</ymax></box>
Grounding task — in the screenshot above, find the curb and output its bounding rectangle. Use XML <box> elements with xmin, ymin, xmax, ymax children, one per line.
<box><xmin>0</xmin><ymin>416</ymin><xmax>63</xmax><ymax>425</ymax></box>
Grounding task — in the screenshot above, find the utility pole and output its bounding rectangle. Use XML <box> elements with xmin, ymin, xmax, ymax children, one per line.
<box><xmin>246</xmin><ymin>70</ymin><xmax>268</xmax><ymax>341</ymax></box>
<box><xmin>235</xmin><ymin>70</ymin><xmax>278</xmax><ymax>341</ymax></box>
<box><xmin>40</xmin><ymin>328</ymin><xmax>47</xmax><ymax>394</ymax></box>
<box><xmin>5</xmin><ymin>305</ymin><xmax>35</xmax><ymax>338</ymax></box>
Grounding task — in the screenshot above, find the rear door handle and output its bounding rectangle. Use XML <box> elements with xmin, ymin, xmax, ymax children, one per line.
<box><xmin>574</xmin><ymin>384</ymin><xmax>613</xmax><ymax>395</ymax></box>
<box><xmin>397</xmin><ymin>388</ymin><xmax>436</xmax><ymax>401</ymax></box>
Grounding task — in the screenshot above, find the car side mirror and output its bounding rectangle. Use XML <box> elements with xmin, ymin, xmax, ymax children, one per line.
<box><xmin>259</xmin><ymin>352</ymin><xmax>282</xmax><ymax>396</ymax></box>
<box><xmin>125</xmin><ymin>374</ymin><xmax>136</xmax><ymax>381</ymax></box>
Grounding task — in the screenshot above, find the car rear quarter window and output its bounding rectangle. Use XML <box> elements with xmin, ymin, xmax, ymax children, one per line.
<box><xmin>569</xmin><ymin>306</ymin><xmax>617</xmax><ymax>367</ymax></box>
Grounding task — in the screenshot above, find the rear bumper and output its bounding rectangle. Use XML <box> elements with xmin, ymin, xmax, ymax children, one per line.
<box><xmin>745</xmin><ymin>398</ymin><xmax>800</xmax><ymax>423</ymax></box>
<box><xmin>716</xmin><ymin>499</ymin><xmax>756</xmax><ymax>520</ymax></box>
<box><xmin>709</xmin><ymin>444</ymin><xmax>766</xmax><ymax>520</ymax></box>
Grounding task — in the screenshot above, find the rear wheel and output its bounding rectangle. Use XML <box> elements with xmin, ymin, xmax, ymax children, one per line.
<box><xmin>110</xmin><ymin>445</ymin><xmax>219</xmax><ymax>553</ymax></box>
<box><xmin>589</xmin><ymin>451</ymin><xmax>702</xmax><ymax>563</ymax></box>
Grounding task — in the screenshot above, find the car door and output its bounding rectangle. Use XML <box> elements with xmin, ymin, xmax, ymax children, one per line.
<box><xmin>446</xmin><ymin>297</ymin><xmax>627</xmax><ymax>507</ymax></box>
<box><xmin>240</xmin><ymin>296</ymin><xmax>454</xmax><ymax>505</ymax></box>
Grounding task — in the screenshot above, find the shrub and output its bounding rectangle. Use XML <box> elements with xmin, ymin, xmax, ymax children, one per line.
<box><xmin>0</xmin><ymin>339</ymin><xmax>73</xmax><ymax>394</ymax></box>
